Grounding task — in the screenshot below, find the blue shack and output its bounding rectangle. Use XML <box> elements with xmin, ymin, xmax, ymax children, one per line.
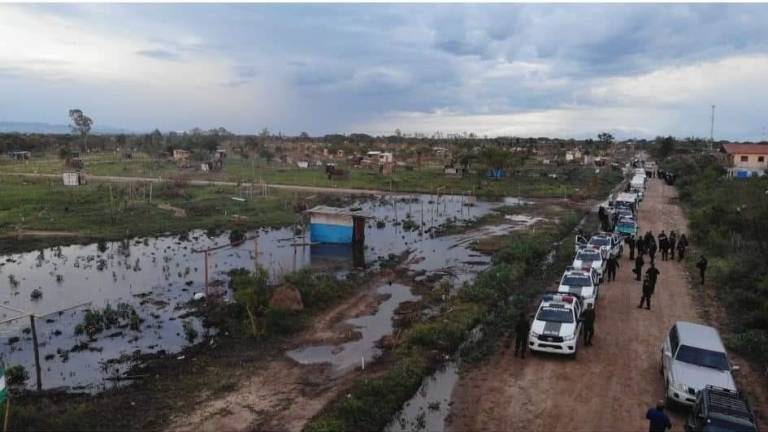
<box><xmin>304</xmin><ymin>206</ymin><xmax>372</xmax><ymax>245</ymax></box>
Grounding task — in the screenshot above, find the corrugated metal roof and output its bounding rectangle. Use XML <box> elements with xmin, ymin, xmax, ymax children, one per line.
<box><xmin>304</xmin><ymin>206</ymin><xmax>373</xmax><ymax>218</ymax></box>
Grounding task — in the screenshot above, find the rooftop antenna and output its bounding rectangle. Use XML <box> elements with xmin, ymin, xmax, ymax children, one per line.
<box><xmin>709</xmin><ymin>104</ymin><xmax>716</xmax><ymax>151</ymax></box>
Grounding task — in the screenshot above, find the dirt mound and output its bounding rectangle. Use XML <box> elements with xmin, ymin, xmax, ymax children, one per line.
<box><xmin>269</xmin><ymin>284</ymin><xmax>304</xmax><ymax>311</ymax></box>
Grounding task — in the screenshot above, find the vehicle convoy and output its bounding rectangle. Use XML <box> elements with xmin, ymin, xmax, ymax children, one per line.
<box><xmin>572</xmin><ymin>247</ymin><xmax>607</xmax><ymax>281</ymax></box>
<box><xmin>528</xmin><ymin>294</ymin><xmax>583</xmax><ymax>357</ymax></box>
<box><xmin>615</xmin><ymin>215</ymin><xmax>639</xmax><ymax>237</ymax></box>
<box><xmin>557</xmin><ymin>267</ymin><xmax>600</xmax><ymax>308</ymax></box>
<box><xmin>661</xmin><ymin>322</ymin><xmax>739</xmax><ymax>407</ymax></box>
<box><xmin>685</xmin><ymin>386</ymin><xmax>760</xmax><ymax>432</ymax></box>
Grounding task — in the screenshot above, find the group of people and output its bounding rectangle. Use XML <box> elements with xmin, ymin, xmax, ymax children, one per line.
<box><xmin>626</xmin><ymin>230</ymin><xmax>689</xmax><ymax>264</ymax></box>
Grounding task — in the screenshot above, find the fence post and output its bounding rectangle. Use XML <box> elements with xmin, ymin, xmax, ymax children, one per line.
<box><xmin>29</xmin><ymin>315</ymin><xmax>42</xmax><ymax>392</ymax></box>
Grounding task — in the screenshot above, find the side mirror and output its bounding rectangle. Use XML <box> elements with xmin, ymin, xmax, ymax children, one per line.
<box><xmin>731</xmin><ymin>364</ymin><xmax>741</xmax><ymax>372</ymax></box>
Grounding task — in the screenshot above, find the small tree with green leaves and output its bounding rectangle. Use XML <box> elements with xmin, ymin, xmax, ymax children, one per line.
<box><xmin>231</xmin><ymin>267</ymin><xmax>271</xmax><ymax>337</ymax></box>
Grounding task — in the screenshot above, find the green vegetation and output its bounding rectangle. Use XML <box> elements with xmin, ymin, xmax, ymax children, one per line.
<box><xmin>5</xmin><ymin>365</ymin><xmax>30</xmax><ymax>386</ymax></box>
<box><xmin>660</xmin><ymin>154</ymin><xmax>768</xmax><ymax>365</ymax></box>
<box><xmin>0</xmin><ymin>175</ymin><xmax>299</xmax><ymax>253</ymax></box>
<box><xmin>1</xmin><ymin>152</ymin><xmax>622</xmax><ymax>199</ymax></box>
<box><xmin>306</xmin><ymin>209</ymin><xmax>584</xmax><ymax>432</ymax></box>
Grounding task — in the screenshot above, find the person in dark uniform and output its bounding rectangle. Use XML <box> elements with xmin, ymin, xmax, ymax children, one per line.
<box><xmin>646</xmin><ymin>401</ymin><xmax>672</xmax><ymax>432</ymax></box>
<box><xmin>669</xmin><ymin>231</ymin><xmax>677</xmax><ymax>260</ymax></box>
<box><xmin>638</xmin><ymin>274</ymin><xmax>655</xmax><ymax>309</ymax></box>
<box><xmin>606</xmin><ymin>255</ymin><xmax>620</xmax><ymax>281</ymax></box>
<box><xmin>633</xmin><ymin>254</ymin><xmax>645</xmax><ymax>281</ymax></box>
<box><xmin>648</xmin><ymin>241</ymin><xmax>657</xmax><ymax>265</ymax></box>
<box><xmin>513</xmin><ymin>314</ymin><xmax>530</xmax><ymax>358</ymax></box>
<box><xmin>646</xmin><ymin>263</ymin><xmax>660</xmax><ymax>289</ymax></box>
<box><xmin>636</xmin><ymin>236</ymin><xmax>646</xmax><ymax>258</ymax></box>
<box><xmin>580</xmin><ymin>303</ymin><xmax>596</xmax><ymax>346</ymax></box>
<box><xmin>658</xmin><ymin>231</ymin><xmax>669</xmax><ymax>261</ymax></box>
<box><xmin>627</xmin><ymin>236</ymin><xmax>636</xmax><ymax>260</ymax></box>
<box><xmin>696</xmin><ymin>255</ymin><xmax>708</xmax><ymax>285</ymax></box>
<box><xmin>677</xmin><ymin>234</ymin><xmax>688</xmax><ymax>261</ymax></box>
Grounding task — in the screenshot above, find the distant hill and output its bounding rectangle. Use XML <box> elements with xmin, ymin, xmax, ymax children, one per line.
<box><xmin>0</xmin><ymin>121</ymin><xmax>134</xmax><ymax>134</ymax></box>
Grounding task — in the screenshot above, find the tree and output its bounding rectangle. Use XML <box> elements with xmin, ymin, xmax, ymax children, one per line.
<box><xmin>231</xmin><ymin>267</ymin><xmax>271</xmax><ymax>337</ymax></box>
<box><xmin>477</xmin><ymin>146</ymin><xmax>513</xmax><ymax>172</ymax></box>
<box><xmin>597</xmin><ymin>132</ymin><xmax>614</xmax><ymax>145</ymax></box>
<box><xmin>69</xmin><ymin>109</ymin><xmax>93</xmax><ymax>152</ymax></box>
<box><xmin>656</xmin><ymin>136</ymin><xmax>676</xmax><ymax>159</ymax></box>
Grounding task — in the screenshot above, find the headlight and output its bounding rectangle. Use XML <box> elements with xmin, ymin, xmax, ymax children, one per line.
<box><xmin>530</xmin><ymin>331</ymin><xmax>540</xmax><ymax>338</ymax></box>
<box><xmin>671</xmin><ymin>380</ymin><xmax>688</xmax><ymax>393</ymax></box>
<box><xmin>563</xmin><ymin>334</ymin><xmax>576</xmax><ymax>341</ymax></box>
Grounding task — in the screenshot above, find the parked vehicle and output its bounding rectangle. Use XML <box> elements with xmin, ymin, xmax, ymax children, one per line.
<box><xmin>572</xmin><ymin>247</ymin><xmax>607</xmax><ymax>281</ymax></box>
<box><xmin>685</xmin><ymin>386</ymin><xmax>759</xmax><ymax>432</ymax></box>
<box><xmin>557</xmin><ymin>266</ymin><xmax>600</xmax><ymax>308</ymax></box>
<box><xmin>661</xmin><ymin>322</ymin><xmax>738</xmax><ymax>407</ymax></box>
<box><xmin>528</xmin><ymin>293</ymin><xmax>583</xmax><ymax>357</ymax></box>
<box><xmin>587</xmin><ymin>232</ymin><xmax>623</xmax><ymax>258</ymax></box>
<box><xmin>614</xmin><ymin>215</ymin><xmax>639</xmax><ymax>238</ymax></box>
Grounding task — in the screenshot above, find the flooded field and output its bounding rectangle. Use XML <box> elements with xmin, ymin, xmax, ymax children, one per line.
<box><xmin>0</xmin><ymin>193</ymin><xmax>536</xmax><ymax>392</ymax></box>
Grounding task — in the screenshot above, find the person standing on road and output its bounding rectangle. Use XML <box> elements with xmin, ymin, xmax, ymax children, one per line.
<box><xmin>606</xmin><ymin>255</ymin><xmax>619</xmax><ymax>281</ymax></box>
<box><xmin>580</xmin><ymin>303</ymin><xmax>596</xmax><ymax>346</ymax></box>
<box><xmin>646</xmin><ymin>263</ymin><xmax>660</xmax><ymax>289</ymax></box>
<box><xmin>648</xmin><ymin>241</ymin><xmax>657</xmax><ymax>265</ymax></box>
<box><xmin>669</xmin><ymin>231</ymin><xmax>677</xmax><ymax>260</ymax></box>
<box><xmin>646</xmin><ymin>401</ymin><xmax>672</xmax><ymax>432</ymax></box>
<box><xmin>696</xmin><ymin>255</ymin><xmax>708</xmax><ymax>285</ymax></box>
<box><xmin>636</xmin><ymin>236</ymin><xmax>646</xmax><ymax>258</ymax></box>
<box><xmin>658</xmin><ymin>231</ymin><xmax>668</xmax><ymax>261</ymax></box>
<box><xmin>677</xmin><ymin>234</ymin><xmax>688</xmax><ymax>261</ymax></box>
<box><xmin>513</xmin><ymin>314</ymin><xmax>530</xmax><ymax>358</ymax></box>
<box><xmin>627</xmin><ymin>236</ymin><xmax>636</xmax><ymax>260</ymax></box>
<box><xmin>638</xmin><ymin>275</ymin><xmax>655</xmax><ymax>309</ymax></box>
<box><xmin>633</xmin><ymin>254</ymin><xmax>645</xmax><ymax>281</ymax></box>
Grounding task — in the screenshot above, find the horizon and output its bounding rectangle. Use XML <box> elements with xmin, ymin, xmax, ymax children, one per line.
<box><xmin>2</xmin><ymin>4</ymin><xmax>768</xmax><ymax>140</ymax></box>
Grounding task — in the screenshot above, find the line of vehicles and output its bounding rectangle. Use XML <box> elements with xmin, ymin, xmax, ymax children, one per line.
<box><xmin>525</xmin><ymin>160</ymin><xmax>760</xmax><ymax>431</ymax></box>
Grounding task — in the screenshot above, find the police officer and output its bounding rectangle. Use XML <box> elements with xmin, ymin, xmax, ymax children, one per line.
<box><xmin>658</xmin><ymin>231</ymin><xmax>669</xmax><ymax>261</ymax></box>
<box><xmin>648</xmin><ymin>240</ymin><xmax>657</xmax><ymax>265</ymax></box>
<box><xmin>696</xmin><ymin>255</ymin><xmax>708</xmax><ymax>285</ymax></box>
<box><xmin>669</xmin><ymin>231</ymin><xmax>677</xmax><ymax>260</ymax></box>
<box><xmin>606</xmin><ymin>255</ymin><xmax>620</xmax><ymax>281</ymax></box>
<box><xmin>633</xmin><ymin>254</ymin><xmax>645</xmax><ymax>281</ymax></box>
<box><xmin>677</xmin><ymin>234</ymin><xmax>688</xmax><ymax>261</ymax></box>
<box><xmin>580</xmin><ymin>303</ymin><xmax>596</xmax><ymax>346</ymax></box>
<box><xmin>646</xmin><ymin>262</ymin><xmax>660</xmax><ymax>289</ymax></box>
<box><xmin>514</xmin><ymin>314</ymin><xmax>530</xmax><ymax>358</ymax></box>
<box><xmin>638</xmin><ymin>274</ymin><xmax>655</xmax><ymax>310</ymax></box>
<box><xmin>627</xmin><ymin>235</ymin><xmax>636</xmax><ymax>260</ymax></box>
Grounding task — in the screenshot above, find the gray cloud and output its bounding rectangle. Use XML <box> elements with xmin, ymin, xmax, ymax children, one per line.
<box><xmin>135</xmin><ymin>48</ymin><xmax>180</xmax><ymax>61</ymax></box>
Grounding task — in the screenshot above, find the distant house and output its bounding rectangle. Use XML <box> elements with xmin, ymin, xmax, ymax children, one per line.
<box><xmin>62</xmin><ymin>171</ymin><xmax>86</xmax><ymax>186</ymax></box>
<box><xmin>303</xmin><ymin>206</ymin><xmax>373</xmax><ymax>245</ymax></box>
<box><xmin>7</xmin><ymin>151</ymin><xmax>31</xmax><ymax>160</ymax></box>
<box><xmin>720</xmin><ymin>144</ymin><xmax>768</xmax><ymax>178</ymax></box>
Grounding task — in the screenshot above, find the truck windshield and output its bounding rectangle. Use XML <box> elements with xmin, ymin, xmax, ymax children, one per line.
<box><xmin>589</xmin><ymin>237</ymin><xmax>610</xmax><ymax>246</ymax></box>
<box><xmin>675</xmin><ymin>345</ymin><xmax>730</xmax><ymax>370</ymax></box>
<box><xmin>562</xmin><ymin>275</ymin><xmax>591</xmax><ymax>287</ymax></box>
<box><xmin>576</xmin><ymin>251</ymin><xmax>601</xmax><ymax>261</ymax></box>
<box><xmin>536</xmin><ymin>307</ymin><xmax>574</xmax><ymax>323</ymax></box>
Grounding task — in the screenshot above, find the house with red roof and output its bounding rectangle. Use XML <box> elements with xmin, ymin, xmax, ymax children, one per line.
<box><xmin>720</xmin><ymin>143</ymin><xmax>768</xmax><ymax>178</ymax></box>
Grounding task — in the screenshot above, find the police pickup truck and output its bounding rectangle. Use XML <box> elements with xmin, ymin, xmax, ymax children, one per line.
<box><xmin>572</xmin><ymin>247</ymin><xmax>607</xmax><ymax>281</ymax></box>
<box><xmin>529</xmin><ymin>293</ymin><xmax>583</xmax><ymax>358</ymax></box>
<box><xmin>557</xmin><ymin>266</ymin><xmax>600</xmax><ymax>308</ymax></box>
<box><xmin>585</xmin><ymin>232</ymin><xmax>623</xmax><ymax>259</ymax></box>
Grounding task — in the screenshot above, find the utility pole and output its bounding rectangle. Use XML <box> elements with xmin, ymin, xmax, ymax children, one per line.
<box><xmin>710</xmin><ymin>104</ymin><xmax>716</xmax><ymax>152</ymax></box>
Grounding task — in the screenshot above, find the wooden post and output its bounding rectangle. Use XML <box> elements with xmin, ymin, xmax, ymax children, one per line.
<box><xmin>204</xmin><ymin>251</ymin><xmax>209</xmax><ymax>298</ymax></box>
<box><xmin>3</xmin><ymin>398</ymin><xmax>10</xmax><ymax>432</ymax></box>
<box><xmin>29</xmin><ymin>315</ymin><xmax>42</xmax><ymax>392</ymax></box>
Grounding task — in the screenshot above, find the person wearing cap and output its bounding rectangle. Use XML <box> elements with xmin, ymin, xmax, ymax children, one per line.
<box><xmin>579</xmin><ymin>303</ymin><xmax>596</xmax><ymax>346</ymax></box>
<box><xmin>646</xmin><ymin>400</ymin><xmax>672</xmax><ymax>432</ymax></box>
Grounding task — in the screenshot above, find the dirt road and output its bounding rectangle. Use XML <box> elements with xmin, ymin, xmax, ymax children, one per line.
<box><xmin>446</xmin><ymin>178</ymin><xmax>768</xmax><ymax>431</ymax></box>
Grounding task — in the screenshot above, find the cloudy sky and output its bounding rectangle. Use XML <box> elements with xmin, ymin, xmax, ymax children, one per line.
<box><xmin>1</xmin><ymin>3</ymin><xmax>768</xmax><ymax>140</ymax></box>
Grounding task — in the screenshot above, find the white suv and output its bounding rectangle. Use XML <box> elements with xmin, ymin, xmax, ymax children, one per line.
<box><xmin>572</xmin><ymin>247</ymin><xmax>607</xmax><ymax>281</ymax></box>
<box><xmin>558</xmin><ymin>267</ymin><xmax>600</xmax><ymax>308</ymax></box>
<box><xmin>661</xmin><ymin>321</ymin><xmax>738</xmax><ymax>406</ymax></box>
<box><xmin>529</xmin><ymin>294</ymin><xmax>583</xmax><ymax>357</ymax></box>
<box><xmin>587</xmin><ymin>233</ymin><xmax>623</xmax><ymax>259</ymax></box>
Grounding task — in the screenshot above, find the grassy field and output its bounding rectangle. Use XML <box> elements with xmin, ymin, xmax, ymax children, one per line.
<box><xmin>1</xmin><ymin>153</ymin><xmax>623</xmax><ymax>199</ymax></box>
<box><xmin>0</xmin><ymin>175</ymin><xmax>303</xmax><ymax>253</ymax></box>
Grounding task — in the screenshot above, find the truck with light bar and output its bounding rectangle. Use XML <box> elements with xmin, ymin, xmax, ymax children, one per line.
<box><xmin>557</xmin><ymin>266</ymin><xmax>600</xmax><ymax>308</ymax></box>
<box><xmin>528</xmin><ymin>293</ymin><xmax>583</xmax><ymax>357</ymax></box>
<box><xmin>572</xmin><ymin>246</ymin><xmax>607</xmax><ymax>281</ymax></box>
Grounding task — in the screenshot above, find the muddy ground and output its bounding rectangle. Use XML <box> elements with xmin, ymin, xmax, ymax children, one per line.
<box><xmin>446</xmin><ymin>178</ymin><xmax>768</xmax><ymax>431</ymax></box>
<box><xmin>167</xmin><ymin>270</ymin><xmax>411</xmax><ymax>432</ymax></box>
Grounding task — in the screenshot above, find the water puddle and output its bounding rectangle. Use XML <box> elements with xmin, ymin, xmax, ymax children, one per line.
<box><xmin>0</xmin><ymin>193</ymin><xmax>536</xmax><ymax>392</ymax></box>
<box><xmin>386</xmin><ymin>362</ymin><xmax>459</xmax><ymax>432</ymax></box>
<box><xmin>286</xmin><ymin>282</ymin><xmax>418</xmax><ymax>374</ymax></box>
